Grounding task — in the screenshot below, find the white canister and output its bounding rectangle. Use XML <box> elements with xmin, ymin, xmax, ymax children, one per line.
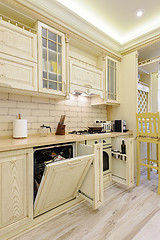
<box><xmin>13</xmin><ymin>119</ymin><xmax>27</xmax><ymax>138</ymax></box>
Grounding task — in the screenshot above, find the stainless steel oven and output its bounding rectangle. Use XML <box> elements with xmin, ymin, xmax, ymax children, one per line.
<box><xmin>86</xmin><ymin>138</ymin><xmax>112</xmax><ymax>175</ymax></box>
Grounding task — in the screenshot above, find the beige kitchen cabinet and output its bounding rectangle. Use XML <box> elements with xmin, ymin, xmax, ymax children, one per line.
<box><xmin>111</xmin><ymin>137</ymin><xmax>134</xmax><ymax>188</ymax></box>
<box><xmin>37</xmin><ymin>21</ymin><xmax>66</xmax><ymax>96</ymax></box>
<box><xmin>0</xmin><ymin>53</ymin><xmax>37</xmax><ymax>91</ymax></box>
<box><xmin>0</xmin><ymin>19</ymin><xmax>37</xmax><ymax>62</ymax></box>
<box><xmin>70</xmin><ymin>58</ymin><xmax>103</xmax><ymax>97</ymax></box>
<box><xmin>0</xmin><ymin>19</ymin><xmax>37</xmax><ymax>92</ymax></box>
<box><xmin>34</xmin><ymin>143</ymin><xmax>103</xmax><ymax>217</ymax></box>
<box><xmin>105</xmin><ymin>56</ymin><xmax>120</xmax><ymax>104</ymax></box>
<box><xmin>0</xmin><ymin>148</ymin><xmax>33</xmax><ymax>238</ymax></box>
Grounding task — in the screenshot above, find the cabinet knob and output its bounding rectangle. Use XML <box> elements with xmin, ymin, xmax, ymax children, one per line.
<box><xmin>95</xmin><ymin>141</ymin><xmax>98</xmax><ymax>144</ymax></box>
<box><xmin>103</xmin><ymin>140</ymin><xmax>106</xmax><ymax>143</ymax></box>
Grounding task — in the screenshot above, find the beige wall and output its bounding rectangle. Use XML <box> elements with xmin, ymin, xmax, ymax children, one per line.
<box><xmin>151</xmin><ymin>72</ymin><xmax>158</xmax><ymax>112</ymax></box>
<box><xmin>0</xmin><ymin>92</ymin><xmax>107</xmax><ymax>137</ymax></box>
<box><xmin>112</xmin><ymin>51</ymin><xmax>138</xmax><ymax>137</ymax></box>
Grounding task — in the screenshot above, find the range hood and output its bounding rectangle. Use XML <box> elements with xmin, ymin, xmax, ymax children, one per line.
<box><xmin>70</xmin><ymin>84</ymin><xmax>103</xmax><ymax>98</ymax></box>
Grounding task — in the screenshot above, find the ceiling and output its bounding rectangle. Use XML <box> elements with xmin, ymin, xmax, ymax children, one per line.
<box><xmin>56</xmin><ymin>0</ymin><xmax>160</xmax><ymax>44</ymax></box>
<box><xmin>56</xmin><ymin>0</ymin><xmax>160</xmax><ymax>74</ymax></box>
<box><xmin>138</xmin><ymin>41</ymin><xmax>160</xmax><ymax>74</ymax></box>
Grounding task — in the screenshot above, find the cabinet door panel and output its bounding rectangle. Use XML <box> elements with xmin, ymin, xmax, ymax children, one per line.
<box><xmin>34</xmin><ymin>155</ymin><xmax>94</xmax><ymax>217</ymax></box>
<box><xmin>106</xmin><ymin>57</ymin><xmax>119</xmax><ymax>103</ymax></box>
<box><xmin>38</xmin><ymin>22</ymin><xmax>66</xmax><ymax>96</ymax></box>
<box><xmin>0</xmin><ymin>20</ymin><xmax>37</xmax><ymax>62</ymax></box>
<box><xmin>111</xmin><ymin>137</ymin><xmax>134</xmax><ymax>187</ymax></box>
<box><xmin>79</xmin><ymin>144</ymin><xmax>103</xmax><ymax>209</ymax></box>
<box><xmin>0</xmin><ymin>54</ymin><xmax>37</xmax><ymax>91</ymax></box>
<box><xmin>70</xmin><ymin>59</ymin><xmax>103</xmax><ymax>91</ymax></box>
<box><xmin>0</xmin><ymin>149</ymin><xmax>33</xmax><ymax>230</ymax></box>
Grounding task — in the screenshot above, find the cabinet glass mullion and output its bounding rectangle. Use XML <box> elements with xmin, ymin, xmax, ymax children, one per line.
<box><xmin>41</xmin><ymin>26</ymin><xmax>63</xmax><ymax>92</ymax></box>
<box><xmin>107</xmin><ymin>59</ymin><xmax>117</xmax><ymax>101</ymax></box>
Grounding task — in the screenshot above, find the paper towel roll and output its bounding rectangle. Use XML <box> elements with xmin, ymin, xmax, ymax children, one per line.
<box><xmin>13</xmin><ymin>119</ymin><xmax>27</xmax><ymax>138</ymax></box>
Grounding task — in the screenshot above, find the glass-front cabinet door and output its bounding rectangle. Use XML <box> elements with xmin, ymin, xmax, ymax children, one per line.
<box><xmin>38</xmin><ymin>22</ymin><xmax>66</xmax><ymax>96</ymax></box>
<box><xmin>106</xmin><ymin>56</ymin><xmax>119</xmax><ymax>104</ymax></box>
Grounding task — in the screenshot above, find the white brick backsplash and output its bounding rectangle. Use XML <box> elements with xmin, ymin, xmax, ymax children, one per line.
<box><xmin>25</xmin><ymin>116</ymin><xmax>38</xmax><ymax>123</ymax></box>
<box><xmin>0</xmin><ymin>100</ymin><xmax>16</xmax><ymax>108</ymax></box>
<box><xmin>32</xmin><ymin>123</ymin><xmax>42</xmax><ymax>129</ymax></box>
<box><xmin>0</xmin><ymin>108</ymin><xmax>8</xmax><ymax>115</ymax></box>
<box><xmin>9</xmin><ymin>94</ymin><xmax>31</xmax><ymax>102</ymax></box>
<box><xmin>67</xmin><ymin>111</ymin><xmax>78</xmax><ymax>117</ymax></box>
<box><xmin>32</xmin><ymin>109</ymin><xmax>49</xmax><ymax>116</ymax></box>
<box><xmin>9</xmin><ymin>108</ymin><xmax>31</xmax><ymax>116</ymax></box>
<box><xmin>38</xmin><ymin>103</ymin><xmax>54</xmax><ymax>110</ymax></box>
<box><xmin>32</xmin><ymin>96</ymin><xmax>50</xmax><ymax>103</ymax></box>
<box><xmin>37</xmin><ymin>116</ymin><xmax>54</xmax><ymax>123</ymax></box>
<box><xmin>0</xmin><ymin>93</ymin><xmax>107</xmax><ymax>136</ymax></box>
<box><xmin>0</xmin><ymin>123</ymin><xmax>9</xmax><ymax>130</ymax></box>
<box><xmin>56</xmin><ymin>105</ymin><xmax>70</xmax><ymax>111</ymax></box>
<box><xmin>0</xmin><ymin>116</ymin><xmax>15</xmax><ymax>122</ymax></box>
<box><xmin>17</xmin><ymin>102</ymin><xmax>37</xmax><ymax>109</ymax></box>
<box><xmin>0</xmin><ymin>130</ymin><xmax>12</xmax><ymax>137</ymax></box>
<box><xmin>0</xmin><ymin>93</ymin><xmax>8</xmax><ymax>100</ymax></box>
<box><xmin>50</xmin><ymin>111</ymin><xmax>65</xmax><ymax>117</ymax></box>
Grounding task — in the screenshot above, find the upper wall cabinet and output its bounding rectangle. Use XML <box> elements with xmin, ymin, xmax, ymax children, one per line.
<box><xmin>70</xmin><ymin>58</ymin><xmax>103</xmax><ymax>97</ymax></box>
<box><xmin>0</xmin><ymin>20</ymin><xmax>37</xmax><ymax>62</ymax></box>
<box><xmin>105</xmin><ymin>56</ymin><xmax>119</xmax><ymax>104</ymax></box>
<box><xmin>0</xmin><ymin>19</ymin><xmax>37</xmax><ymax>91</ymax></box>
<box><xmin>37</xmin><ymin>22</ymin><xmax>66</xmax><ymax>96</ymax></box>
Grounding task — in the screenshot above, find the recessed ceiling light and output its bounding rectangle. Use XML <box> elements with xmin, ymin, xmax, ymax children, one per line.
<box><xmin>136</xmin><ymin>9</ymin><xmax>144</xmax><ymax>17</ymax></box>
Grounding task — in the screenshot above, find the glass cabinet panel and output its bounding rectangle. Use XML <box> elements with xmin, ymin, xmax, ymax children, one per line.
<box><xmin>106</xmin><ymin>58</ymin><xmax>117</xmax><ymax>101</ymax></box>
<box><xmin>41</xmin><ymin>26</ymin><xmax>64</xmax><ymax>92</ymax></box>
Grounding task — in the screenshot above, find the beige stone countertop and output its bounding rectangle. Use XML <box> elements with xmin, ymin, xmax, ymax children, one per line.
<box><xmin>0</xmin><ymin>131</ymin><xmax>133</xmax><ymax>152</ymax></box>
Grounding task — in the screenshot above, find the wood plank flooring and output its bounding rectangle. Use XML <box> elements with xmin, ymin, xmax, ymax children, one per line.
<box><xmin>14</xmin><ymin>171</ymin><xmax>160</xmax><ymax>240</ymax></box>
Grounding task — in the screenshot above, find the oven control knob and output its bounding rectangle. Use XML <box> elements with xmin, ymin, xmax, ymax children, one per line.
<box><xmin>103</xmin><ymin>140</ymin><xmax>106</xmax><ymax>143</ymax></box>
<box><xmin>95</xmin><ymin>141</ymin><xmax>98</xmax><ymax>144</ymax></box>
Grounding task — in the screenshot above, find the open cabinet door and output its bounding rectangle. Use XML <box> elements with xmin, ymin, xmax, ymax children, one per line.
<box><xmin>78</xmin><ymin>143</ymin><xmax>103</xmax><ymax>209</ymax></box>
<box><xmin>34</xmin><ymin>154</ymin><xmax>94</xmax><ymax>217</ymax></box>
<box><xmin>112</xmin><ymin>137</ymin><xmax>134</xmax><ymax>187</ymax></box>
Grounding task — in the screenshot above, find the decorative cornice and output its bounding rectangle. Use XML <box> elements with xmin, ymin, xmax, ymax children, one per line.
<box><xmin>3</xmin><ymin>0</ymin><xmax>160</xmax><ymax>57</ymax></box>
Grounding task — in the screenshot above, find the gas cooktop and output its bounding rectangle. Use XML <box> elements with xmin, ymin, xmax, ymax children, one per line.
<box><xmin>68</xmin><ymin>130</ymin><xmax>107</xmax><ymax>135</ymax></box>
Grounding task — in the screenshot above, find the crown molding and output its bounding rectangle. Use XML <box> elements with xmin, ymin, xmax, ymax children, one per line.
<box><xmin>4</xmin><ymin>0</ymin><xmax>160</xmax><ymax>57</ymax></box>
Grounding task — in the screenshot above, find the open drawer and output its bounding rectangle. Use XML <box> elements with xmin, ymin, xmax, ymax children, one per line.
<box><xmin>33</xmin><ymin>143</ymin><xmax>103</xmax><ymax>217</ymax></box>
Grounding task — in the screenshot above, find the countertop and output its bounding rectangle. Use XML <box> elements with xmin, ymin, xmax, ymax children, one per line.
<box><xmin>0</xmin><ymin>131</ymin><xmax>133</xmax><ymax>152</ymax></box>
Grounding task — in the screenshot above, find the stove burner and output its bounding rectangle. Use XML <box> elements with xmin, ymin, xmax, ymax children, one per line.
<box><xmin>68</xmin><ymin>129</ymin><xmax>106</xmax><ymax>135</ymax></box>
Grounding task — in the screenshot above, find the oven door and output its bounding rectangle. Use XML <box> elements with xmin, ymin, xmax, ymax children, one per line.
<box><xmin>103</xmin><ymin>145</ymin><xmax>112</xmax><ymax>175</ymax></box>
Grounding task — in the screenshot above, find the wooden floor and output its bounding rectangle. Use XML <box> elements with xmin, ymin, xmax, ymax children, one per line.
<box><xmin>15</xmin><ymin>171</ymin><xmax>160</xmax><ymax>240</ymax></box>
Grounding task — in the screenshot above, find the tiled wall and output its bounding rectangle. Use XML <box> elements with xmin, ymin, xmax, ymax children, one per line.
<box><xmin>0</xmin><ymin>92</ymin><xmax>107</xmax><ymax>137</ymax></box>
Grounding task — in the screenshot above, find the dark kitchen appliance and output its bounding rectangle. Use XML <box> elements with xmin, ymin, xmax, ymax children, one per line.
<box><xmin>33</xmin><ymin>142</ymin><xmax>74</xmax><ymax>200</ymax></box>
<box><xmin>86</xmin><ymin>138</ymin><xmax>112</xmax><ymax>175</ymax></box>
<box><xmin>114</xmin><ymin>120</ymin><xmax>127</xmax><ymax>132</ymax></box>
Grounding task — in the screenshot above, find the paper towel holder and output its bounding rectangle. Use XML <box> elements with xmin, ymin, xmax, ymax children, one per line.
<box><xmin>13</xmin><ymin>113</ymin><xmax>27</xmax><ymax>139</ymax></box>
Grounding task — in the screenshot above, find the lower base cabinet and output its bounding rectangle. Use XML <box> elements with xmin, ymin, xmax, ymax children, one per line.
<box><xmin>0</xmin><ymin>143</ymin><xmax>103</xmax><ymax>240</ymax></box>
<box><xmin>103</xmin><ymin>137</ymin><xmax>134</xmax><ymax>189</ymax></box>
<box><xmin>111</xmin><ymin>137</ymin><xmax>134</xmax><ymax>188</ymax></box>
<box><xmin>0</xmin><ymin>137</ymin><xmax>134</xmax><ymax>239</ymax></box>
<box><xmin>0</xmin><ymin>148</ymin><xmax>33</xmax><ymax>240</ymax></box>
<box><xmin>33</xmin><ymin>143</ymin><xmax>103</xmax><ymax>217</ymax></box>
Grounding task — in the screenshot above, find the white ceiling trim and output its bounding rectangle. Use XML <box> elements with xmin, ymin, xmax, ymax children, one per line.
<box><xmin>16</xmin><ymin>0</ymin><xmax>160</xmax><ymax>55</ymax></box>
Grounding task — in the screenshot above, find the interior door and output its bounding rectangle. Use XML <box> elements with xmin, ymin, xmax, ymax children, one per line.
<box><xmin>34</xmin><ymin>154</ymin><xmax>94</xmax><ymax>217</ymax></box>
<box><xmin>78</xmin><ymin>143</ymin><xmax>103</xmax><ymax>209</ymax></box>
